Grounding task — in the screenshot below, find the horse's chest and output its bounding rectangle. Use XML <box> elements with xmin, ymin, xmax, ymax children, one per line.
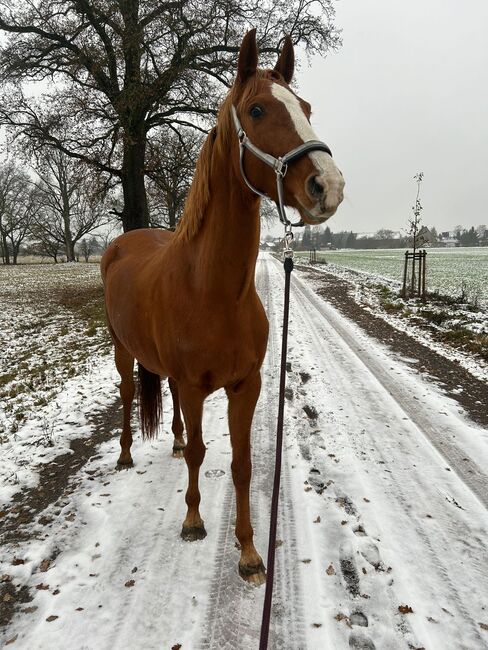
<box><xmin>167</xmin><ymin>307</ymin><xmax>268</xmax><ymax>388</ymax></box>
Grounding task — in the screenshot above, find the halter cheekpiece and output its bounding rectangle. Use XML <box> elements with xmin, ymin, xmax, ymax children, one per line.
<box><xmin>231</xmin><ymin>104</ymin><xmax>333</xmax><ymax>228</ymax></box>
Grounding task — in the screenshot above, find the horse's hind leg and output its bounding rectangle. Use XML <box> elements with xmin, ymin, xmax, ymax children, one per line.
<box><xmin>178</xmin><ymin>383</ymin><xmax>207</xmax><ymax>541</ymax></box>
<box><xmin>226</xmin><ymin>372</ymin><xmax>266</xmax><ymax>585</ymax></box>
<box><xmin>114</xmin><ymin>343</ymin><xmax>135</xmax><ymax>466</ymax></box>
<box><xmin>168</xmin><ymin>378</ymin><xmax>186</xmax><ymax>457</ymax></box>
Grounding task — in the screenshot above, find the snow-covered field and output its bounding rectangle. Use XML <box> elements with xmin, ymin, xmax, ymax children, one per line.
<box><xmin>1</xmin><ymin>254</ymin><xmax>488</xmax><ymax>649</ymax></box>
<box><xmin>298</xmin><ymin>247</ymin><xmax>488</xmax><ymax>306</ymax></box>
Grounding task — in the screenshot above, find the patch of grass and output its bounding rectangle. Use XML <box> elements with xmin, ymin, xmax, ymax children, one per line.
<box><xmin>439</xmin><ymin>326</ymin><xmax>473</xmax><ymax>344</ymax></box>
<box><xmin>418</xmin><ymin>309</ymin><xmax>451</xmax><ymax>326</ymax></box>
<box><xmin>0</xmin><ymin>373</ymin><xmax>16</xmax><ymax>387</ymax></box>
<box><xmin>382</xmin><ymin>301</ymin><xmax>403</xmax><ymax>313</ymax></box>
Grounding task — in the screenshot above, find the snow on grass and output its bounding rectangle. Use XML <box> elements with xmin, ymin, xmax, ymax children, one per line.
<box><xmin>297</xmin><ymin>247</ymin><xmax>488</xmax><ymax>307</ymax></box>
<box><xmin>0</xmin><ymin>263</ymin><xmax>115</xmax><ymax>504</ymax></box>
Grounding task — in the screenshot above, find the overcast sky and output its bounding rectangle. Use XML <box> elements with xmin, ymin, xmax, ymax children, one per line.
<box><xmin>282</xmin><ymin>0</ymin><xmax>488</xmax><ymax>236</ymax></box>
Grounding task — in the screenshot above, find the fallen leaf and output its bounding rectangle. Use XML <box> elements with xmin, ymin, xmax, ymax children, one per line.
<box><xmin>21</xmin><ymin>606</ymin><xmax>38</xmax><ymax>614</ymax></box>
<box><xmin>1</xmin><ymin>574</ymin><xmax>12</xmax><ymax>583</ymax></box>
<box><xmin>313</xmin><ymin>516</ymin><xmax>321</xmax><ymax>523</ymax></box>
<box><xmin>76</xmin><ymin>607</ymin><xmax>84</xmax><ymax>611</ymax></box>
<box><xmin>341</xmin><ymin>520</ymin><xmax>347</xmax><ymax>526</ymax></box>
<box><xmin>11</xmin><ymin>558</ymin><xmax>25</xmax><ymax>566</ymax></box>
<box><xmin>275</xmin><ymin>540</ymin><xmax>283</xmax><ymax>549</ymax></box>
<box><xmin>125</xmin><ymin>579</ymin><xmax>135</xmax><ymax>588</ymax></box>
<box><xmin>3</xmin><ymin>593</ymin><xmax>14</xmax><ymax>602</ymax></box>
<box><xmin>36</xmin><ymin>583</ymin><xmax>50</xmax><ymax>591</ymax></box>
<box><xmin>304</xmin><ymin>486</ymin><xmax>312</xmax><ymax>492</ymax></box>
<box><xmin>46</xmin><ymin>615</ymin><xmax>58</xmax><ymax>622</ymax></box>
<box><xmin>172</xmin><ymin>645</ymin><xmax>182</xmax><ymax>650</ymax></box>
<box><xmin>53</xmin><ymin>589</ymin><xmax>60</xmax><ymax>595</ymax></box>
<box><xmin>326</xmin><ymin>564</ymin><xmax>335</xmax><ymax>576</ymax></box>
<box><xmin>131</xmin><ymin>567</ymin><xmax>138</xmax><ymax>574</ymax></box>
<box><xmin>5</xmin><ymin>635</ymin><xmax>18</xmax><ymax>645</ymax></box>
<box><xmin>301</xmin><ymin>559</ymin><xmax>311</xmax><ymax>564</ymax></box>
<box><xmin>312</xmin><ymin>623</ymin><xmax>322</xmax><ymax>628</ymax></box>
<box><xmin>39</xmin><ymin>559</ymin><xmax>51</xmax><ymax>572</ymax></box>
<box><xmin>398</xmin><ymin>605</ymin><xmax>414</xmax><ymax>614</ymax></box>
<box><xmin>363</xmin><ymin>497</ymin><xmax>370</xmax><ymax>503</ymax></box>
<box><xmin>480</xmin><ymin>622</ymin><xmax>488</xmax><ymax>631</ymax></box>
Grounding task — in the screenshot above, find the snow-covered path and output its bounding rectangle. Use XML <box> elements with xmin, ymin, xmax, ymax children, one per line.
<box><xmin>2</xmin><ymin>253</ymin><xmax>488</xmax><ymax>649</ymax></box>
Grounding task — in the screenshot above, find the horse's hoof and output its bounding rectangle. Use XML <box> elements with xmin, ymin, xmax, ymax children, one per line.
<box><xmin>239</xmin><ymin>561</ymin><xmax>266</xmax><ymax>586</ymax></box>
<box><xmin>172</xmin><ymin>446</ymin><xmax>185</xmax><ymax>458</ymax></box>
<box><xmin>116</xmin><ymin>457</ymin><xmax>133</xmax><ymax>469</ymax></box>
<box><xmin>181</xmin><ymin>524</ymin><xmax>207</xmax><ymax>542</ymax></box>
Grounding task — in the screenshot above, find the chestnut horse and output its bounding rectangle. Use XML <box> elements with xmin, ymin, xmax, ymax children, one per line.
<box><xmin>101</xmin><ymin>29</ymin><xmax>344</xmax><ymax>585</ymax></box>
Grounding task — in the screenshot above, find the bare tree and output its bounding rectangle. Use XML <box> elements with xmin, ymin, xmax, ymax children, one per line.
<box><xmin>375</xmin><ymin>228</ymin><xmax>395</xmax><ymax>240</ymax></box>
<box><xmin>0</xmin><ymin>162</ymin><xmax>36</xmax><ymax>264</ymax></box>
<box><xmin>146</xmin><ymin>127</ymin><xmax>203</xmax><ymax>229</ymax></box>
<box><xmin>32</xmin><ymin>150</ymin><xmax>108</xmax><ymax>261</ymax></box>
<box><xmin>0</xmin><ymin>0</ymin><xmax>341</xmax><ymax>232</ymax></box>
<box><xmin>78</xmin><ymin>236</ymin><xmax>99</xmax><ymax>262</ymax></box>
<box><xmin>406</xmin><ymin>171</ymin><xmax>427</xmax><ymax>295</ymax></box>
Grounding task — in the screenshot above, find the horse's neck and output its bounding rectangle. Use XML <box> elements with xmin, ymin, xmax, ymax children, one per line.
<box><xmin>192</xmin><ymin>149</ymin><xmax>261</xmax><ymax>299</ymax></box>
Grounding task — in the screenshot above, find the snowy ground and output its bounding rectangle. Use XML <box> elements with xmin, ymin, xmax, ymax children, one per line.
<box><xmin>300</xmin><ymin>259</ymin><xmax>488</xmax><ymax>383</ymax></box>
<box><xmin>2</xmin><ymin>254</ymin><xmax>488</xmax><ymax>649</ymax></box>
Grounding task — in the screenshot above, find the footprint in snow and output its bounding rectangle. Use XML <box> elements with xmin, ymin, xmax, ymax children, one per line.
<box><xmin>349</xmin><ymin>631</ymin><xmax>376</xmax><ymax>649</ymax></box>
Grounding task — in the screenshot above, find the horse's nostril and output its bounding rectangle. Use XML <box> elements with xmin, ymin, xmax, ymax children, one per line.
<box><xmin>308</xmin><ymin>175</ymin><xmax>325</xmax><ymax>199</ymax></box>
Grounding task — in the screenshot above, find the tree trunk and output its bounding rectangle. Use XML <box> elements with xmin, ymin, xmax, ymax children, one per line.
<box><xmin>121</xmin><ymin>131</ymin><xmax>150</xmax><ymax>232</ymax></box>
<box><xmin>1</xmin><ymin>233</ymin><xmax>9</xmax><ymax>264</ymax></box>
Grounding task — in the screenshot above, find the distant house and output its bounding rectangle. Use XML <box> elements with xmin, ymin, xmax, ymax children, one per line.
<box><xmin>438</xmin><ymin>238</ymin><xmax>459</xmax><ymax>248</ymax></box>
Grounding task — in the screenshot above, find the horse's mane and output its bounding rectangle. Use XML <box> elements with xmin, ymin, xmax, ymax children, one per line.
<box><xmin>174</xmin><ymin>69</ymin><xmax>276</xmax><ymax>242</ymax></box>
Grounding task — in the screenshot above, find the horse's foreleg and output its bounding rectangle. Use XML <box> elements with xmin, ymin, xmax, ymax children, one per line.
<box><xmin>179</xmin><ymin>383</ymin><xmax>207</xmax><ymax>541</ymax></box>
<box><xmin>114</xmin><ymin>344</ymin><xmax>135</xmax><ymax>466</ymax></box>
<box><xmin>226</xmin><ymin>372</ymin><xmax>266</xmax><ymax>585</ymax></box>
<box><xmin>168</xmin><ymin>377</ymin><xmax>186</xmax><ymax>457</ymax></box>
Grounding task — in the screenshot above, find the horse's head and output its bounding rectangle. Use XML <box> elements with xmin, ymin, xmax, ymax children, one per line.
<box><xmin>226</xmin><ymin>29</ymin><xmax>344</xmax><ymax>225</ymax></box>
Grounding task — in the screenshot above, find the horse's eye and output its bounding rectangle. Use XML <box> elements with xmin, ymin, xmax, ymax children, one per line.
<box><xmin>250</xmin><ymin>105</ymin><xmax>264</xmax><ymax>119</ymax></box>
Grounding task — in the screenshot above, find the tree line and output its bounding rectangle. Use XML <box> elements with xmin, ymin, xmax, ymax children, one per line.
<box><xmin>291</xmin><ymin>223</ymin><xmax>488</xmax><ymax>251</ymax></box>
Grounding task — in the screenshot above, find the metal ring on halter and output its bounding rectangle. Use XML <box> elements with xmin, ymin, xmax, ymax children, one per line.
<box><xmin>231</xmin><ymin>105</ymin><xmax>333</xmax><ymax>230</ymax></box>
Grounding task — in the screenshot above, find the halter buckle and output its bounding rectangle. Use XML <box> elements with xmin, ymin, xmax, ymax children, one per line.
<box><xmin>274</xmin><ymin>158</ymin><xmax>288</xmax><ymax>177</ymax></box>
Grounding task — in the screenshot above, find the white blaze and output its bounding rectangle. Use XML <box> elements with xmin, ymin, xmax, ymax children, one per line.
<box><xmin>271</xmin><ymin>83</ymin><xmax>344</xmax><ymax>214</ymax></box>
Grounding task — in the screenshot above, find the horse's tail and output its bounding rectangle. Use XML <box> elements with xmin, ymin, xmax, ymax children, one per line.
<box><xmin>137</xmin><ymin>363</ymin><xmax>162</xmax><ymax>440</ymax></box>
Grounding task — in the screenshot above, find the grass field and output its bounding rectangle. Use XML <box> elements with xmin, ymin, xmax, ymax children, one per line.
<box><xmin>299</xmin><ymin>247</ymin><xmax>488</xmax><ymax>305</ymax></box>
<box><xmin>0</xmin><ymin>263</ymin><xmax>110</xmax><ymax>440</ymax></box>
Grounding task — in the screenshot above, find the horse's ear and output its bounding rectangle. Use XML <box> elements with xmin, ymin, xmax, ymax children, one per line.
<box><xmin>274</xmin><ymin>35</ymin><xmax>294</xmax><ymax>84</ymax></box>
<box><xmin>237</xmin><ymin>28</ymin><xmax>258</xmax><ymax>84</ymax></box>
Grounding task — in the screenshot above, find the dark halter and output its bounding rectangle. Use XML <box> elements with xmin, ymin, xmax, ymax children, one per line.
<box><xmin>231</xmin><ymin>104</ymin><xmax>333</xmax><ymax>228</ymax></box>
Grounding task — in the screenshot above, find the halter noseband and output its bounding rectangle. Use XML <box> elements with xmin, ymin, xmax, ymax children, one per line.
<box><xmin>231</xmin><ymin>104</ymin><xmax>333</xmax><ymax>228</ymax></box>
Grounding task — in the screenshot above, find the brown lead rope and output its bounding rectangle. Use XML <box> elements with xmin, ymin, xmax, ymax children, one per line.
<box><xmin>259</xmin><ymin>254</ymin><xmax>294</xmax><ymax>650</ymax></box>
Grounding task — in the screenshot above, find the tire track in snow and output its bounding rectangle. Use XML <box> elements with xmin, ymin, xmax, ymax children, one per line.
<box><xmin>280</xmin><ymin>257</ymin><xmax>488</xmax><ymax>648</ymax></box>
<box><xmin>291</xmin><ymin>266</ymin><xmax>488</xmax><ymax>510</ymax></box>
<box><xmin>200</xmin><ymin>257</ymin><xmax>307</xmax><ymax>649</ymax></box>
